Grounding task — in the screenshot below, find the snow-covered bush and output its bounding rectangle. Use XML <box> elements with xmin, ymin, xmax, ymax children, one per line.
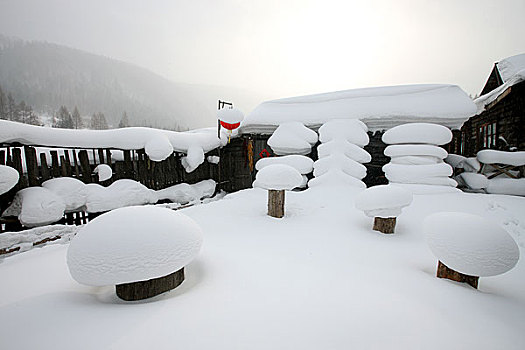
<box><xmin>382</xmin><ymin>123</ymin><xmax>458</xmax><ymax>194</ymax></box>
<box><xmin>309</xmin><ymin>119</ymin><xmax>370</xmax><ymax>188</ymax></box>
<box><xmin>425</xmin><ymin>212</ymin><xmax>520</xmax><ymax>289</ymax></box>
<box><xmin>253</xmin><ymin>164</ymin><xmax>303</xmax><ymax>218</ymax></box>
<box><xmin>67</xmin><ymin>206</ymin><xmax>203</xmax><ymax>300</ymax></box>
<box><xmin>354</xmin><ymin>185</ymin><xmax>413</xmax><ymax>233</ymax></box>
<box><xmin>0</xmin><ymin>165</ymin><xmax>19</xmax><ymax>195</ymax></box>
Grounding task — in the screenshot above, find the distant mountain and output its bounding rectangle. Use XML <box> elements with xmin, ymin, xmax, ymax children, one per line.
<box><xmin>0</xmin><ymin>35</ymin><xmax>263</xmax><ymax>130</ymax></box>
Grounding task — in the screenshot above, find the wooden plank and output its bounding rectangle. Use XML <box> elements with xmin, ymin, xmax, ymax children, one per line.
<box><xmin>71</xmin><ymin>150</ymin><xmax>80</xmax><ymax>177</ymax></box>
<box><xmin>78</xmin><ymin>150</ymin><xmax>92</xmax><ymax>183</ymax></box>
<box><xmin>11</xmin><ymin>148</ymin><xmax>27</xmax><ymax>189</ymax></box>
<box><xmin>50</xmin><ymin>150</ymin><xmax>60</xmax><ymax>177</ymax></box>
<box><xmin>60</xmin><ymin>155</ymin><xmax>68</xmax><ymax>177</ymax></box>
<box><xmin>63</xmin><ymin>150</ymin><xmax>72</xmax><ymax>176</ymax></box>
<box><xmin>105</xmin><ymin>149</ymin><xmax>112</xmax><ymax>165</ymax></box>
<box><xmin>123</xmin><ymin>150</ymin><xmax>132</xmax><ymax>178</ymax></box>
<box><xmin>98</xmin><ymin>149</ymin><xmax>105</xmax><ymax>165</ymax></box>
<box><xmin>24</xmin><ymin>146</ymin><xmax>40</xmax><ymax>186</ymax></box>
<box><xmin>0</xmin><ymin>150</ymin><xmax>5</xmax><ymax>165</ymax></box>
<box><xmin>40</xmin><ymin>153</ymin><xmax>51</xmax><ymax>181</ymax></box>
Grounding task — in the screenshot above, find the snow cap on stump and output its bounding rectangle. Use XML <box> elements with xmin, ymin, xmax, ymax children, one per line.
<box><xmin>255</xmin><ymin>155</ymin><xmax>314</xmax><ymax>175</ymax></box>
<box><xmin>267</xmin><ymin>122</ymin><xmax>318</xmax><ymax>155</ymax></box>
<box><xmin>425</xmin><ymin>212</ymin><xmax>519</xmax><ymax>277</ymax></box>
<box><xmin>67</xmin><ymin>206</ymin><xmax>203</xmax><ymax>286</ymax></box>
<box><xmin>382</xmin><ymin>123</ymin><xmax>452</xmax><ymax>145</ymax></box>
<box><xmin>94</xmin><ymin>164</ymin><xmax>113</xmax><ymax>182</ymax></box>
<box><xmin>253</xmin><ymin>164</ymin><xmax>303</xmax><ymax>190</ymax></box>
<box><xmin>354</xmin><ymin>185</ymin><xmax>413</xmax><ymax>218</ymax></box>
<box><xmin>0</xmin><ymin>165</ymin><xmax>19</xmax><ymax>194</ymax></box>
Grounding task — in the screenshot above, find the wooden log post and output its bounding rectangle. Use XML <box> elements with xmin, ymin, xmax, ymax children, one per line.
<box><xmin>63</xmin><ymin>150</ymin><xmax>73</xmax><ymax>176</ymax></box>
<box><xmin>50</xmin><ymin>150</ymin><xmax>61</xmax><ymax>178</ymax></box>
<box><xmin>373</xmin><ymin>217</ymin><xmax>397</xmax><ymax>234</ymax></box>
<box><xmin>436</xmin><ymin>260</ymin><xmax>479</xmax><ymax>289</ymax></box>
<box><xmin>268</xmin><ymin>189</ymin><xmax>285</xmax><ymax>218</ymax></box>
<box><xmin>40</xmin><ymin>153</ymin><xmax>51</xmax><ymax>182</ymax></box>
<box><xmin>24</xmin><ymin>146</ymin><xmax>40</xmax><ymax>186</ymax></box>
<box><xmin>78</xmin><ymin>150</ymin><xmax>92</xmax><ymax>183</ymax></box>
<box><xmin>11</xmin><ymin>148</ymin><xmax>27</xmax><ymax>190</ymax></box>
<box><xmin>116</xmin><ymin>268</ymin><xmax>185</xmax><ymax>301</ymax></box>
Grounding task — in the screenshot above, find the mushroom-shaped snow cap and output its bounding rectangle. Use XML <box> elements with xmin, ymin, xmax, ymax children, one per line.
<box><xmin>253</xmin><ymin>164</ymin><xmax>303</xmax><ymax>190</ymax></box>
<box><xmin>382</xmin><ymin>123</ymin><xmax>452</xmax><ymax>145</ymax></box>
<box><xmin>354</xmin><ymin>185</ymin><xmax>413</xmax><ymax>218</ymax></box>
<box><xmin>424</xmin><ymin>212</ymin><xmax>519</xmax><ymax>277</ymax></box>
<box><xmin>255</xmin><ymin>155</ymin><xmax>314</xmax><ymax>174</ymax></box>
<box><xmin>0</xmin><ymin>165</ymin><xmax>19</xmax><ymax>195</ymax></box>
<box><xmin>94</xmin><ymin>164</ymin><xmax>113</xmax><ymax>182</ymax></box>
<box><xmin>67</xmin><ymin>206</ymin><xmax>203</xmax><ymax>286</ymax></box>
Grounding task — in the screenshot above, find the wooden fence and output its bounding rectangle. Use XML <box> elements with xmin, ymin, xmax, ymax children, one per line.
<box><xmin>0</xmin><ymin>138</ymin><xmax>254</xmax><ymax>232</ymax></box>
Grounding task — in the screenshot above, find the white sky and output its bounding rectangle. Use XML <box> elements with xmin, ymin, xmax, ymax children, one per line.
<box><xmin>1</xmin><ymin>0</ymin><xmax>524</xmax><ymax>102</ymax></box>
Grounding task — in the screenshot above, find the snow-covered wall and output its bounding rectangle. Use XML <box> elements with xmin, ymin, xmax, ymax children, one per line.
<box><xmin>241</xmin><ymin>84</ymin><xmax>477</xmax><ymax>134</ymax></box>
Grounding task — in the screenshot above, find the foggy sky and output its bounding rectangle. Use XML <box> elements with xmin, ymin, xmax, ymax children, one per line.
<box><xmin>1</xmin><ymin>0</ymin><xmax>524</xmax><ymax>104</ymax></box>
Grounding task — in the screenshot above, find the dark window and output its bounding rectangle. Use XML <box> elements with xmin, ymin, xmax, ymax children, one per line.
<box><xmin>478</xmin><ymin>122</ymin><xmax>497</xmax><ymax>149</ymax></box>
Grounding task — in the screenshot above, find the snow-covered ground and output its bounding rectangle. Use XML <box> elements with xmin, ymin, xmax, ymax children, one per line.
<box><xmin>1</xmin><ymin>186</ymin><xmax>524</xmax><ymax>349</ymax></box>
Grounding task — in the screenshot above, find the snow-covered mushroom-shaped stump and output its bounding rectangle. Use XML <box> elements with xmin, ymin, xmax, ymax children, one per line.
<box><xmin>253</xmin><ymin>164</ymin><xmax>303</xmax><ymax>218</ymax></box>
<box><xmin>67</xmin><ymin>206</ymin><xmax>203</xmax><ymax>301</ymax></box>
<box><xmin>425</xmin><ymin>212</ymin><xmax>520</xmax><ymax>289</ymax></box>
<box><xmin>354</xmin><ymin>185</ymin><xmax>413</xmax><ymax>234</ymax></box>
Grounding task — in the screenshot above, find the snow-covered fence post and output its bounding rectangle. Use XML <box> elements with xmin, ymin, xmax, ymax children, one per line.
<box><xmin>253</xmin><ymin>164</ymin><xmax>303</xmax><ymax>219</ymax></box>
<box><xmin>425</xmin><ymin>212</ymin><xmax>519</xmax><ymax>289</ymax></box>
<box><xmin>355</xmin><ymin>185</ymin><xmax>412</xmax><ymax>234</ymax></box>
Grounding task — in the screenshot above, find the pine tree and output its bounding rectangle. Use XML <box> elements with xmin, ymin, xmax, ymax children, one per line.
<box><xmin>118</xmin><ymin>111</ymin><xmax>129</xmax><ymax>128</ymax></box>
<box><xmin>7</xmin><ymin>93</ymin><xmax>19</xmax><ymax>122</ymax></box>
<box><xmin>55</xmin><ymin>105</ymin><xmax>73</xmax><ymax>128</ymax></box>
<box><xmin>90</xmin><ymin>112</ymin><xmax>108</xmax><ymax>130</ymax></box>
<box><xmin>71</xmin><ymin>106</ymin><xmax>82</xmax><ymax>129</ymax></box>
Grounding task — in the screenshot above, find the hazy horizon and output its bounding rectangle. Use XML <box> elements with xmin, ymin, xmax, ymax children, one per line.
<box><xmin>1</xmin><ymin>0</ymin><xmax>525</xmax><ymax>110</ymax></box>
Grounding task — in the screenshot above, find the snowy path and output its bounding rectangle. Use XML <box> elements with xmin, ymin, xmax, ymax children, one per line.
<box><xmin>1</xmin><ymin>187</ymin><xmax>524</xmax><ymax>349</ymax></box>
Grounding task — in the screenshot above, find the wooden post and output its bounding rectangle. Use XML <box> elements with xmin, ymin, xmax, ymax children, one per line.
<box><xmin>40</xmin><ymin>153</ymin><xmax>51</xmax><ymax>182</ymax></box>
<box><xmin>11</xmin><ymin>148</ymin><xmax>27</xmax><ymax>189</ymax></box>
<box><xmin>63</xmin><ymin>150</ymin><xmax>72</xmax><ymax>176</ymax></box>
<box><xmin>105</xmin><ymin>149</ymin><xmax>112</xmax><ymax>165</ymax></box>
<box><xmin>0</xmin><ymin>150</ymin><xmax>5</xmax><ymax>165</ymax></box>
<box><xmin>98</xmin><ymin>149</ymin><xmax>105</xmax><ymax>165</ymax></box>
<box><xmin>78</xmin><ymin>150</ymin><xmax>92</xmax><ymax>183</ymax></box>
<box><xmin>268</xmin><ymin>189</ymin><xmax>285</xmax><ymax>218</ymax></box>
<box><xmin>116</xmin><ymin>268</ymin><xmax>185</xmax><ymax>301</ymax></box>
<box><xmin>72</xmin><ymin>150</ymin><xmax>80</xmax><ymax>177</ymax></box>
<box><xmin>373</xmin><ymin>217</ymin><xmax>397</xmax><ymax>234</ymax></box>
<box><xmin>24</xmin><ymin>146</ymin><xmax>40</xmax><ymax>186</ymax></box>
<box><xmin>436</xmin><ymin>260</ymin><xmax>479</xmax><ymax>289</ymax></box>
<box><xmin>123</xmin><ymin>150</ymin><xmax>133</xmax><ymax>179</ymax></box>
<box><xmin>50</xmin><ymin>150</ymin><xmax>60</xmax><ymax>178</ymax></box>
<box><xmin>60</xmin><ymin>155</ymin><xmax>68</xmax><ymax>177</ymax></box>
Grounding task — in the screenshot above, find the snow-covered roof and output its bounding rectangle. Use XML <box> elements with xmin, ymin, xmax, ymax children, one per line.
<box><xmin>241</xmin><ymin>84</ymin><xmax>477</xmax><ymax>133</ymax></box>
<box><xmin>475</xmin><ymin>53</ymin><xmax>525</xmax><ymax>113</ymax></box>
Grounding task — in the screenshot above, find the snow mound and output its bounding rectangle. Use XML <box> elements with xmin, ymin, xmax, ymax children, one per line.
<box><xmin>354</xmin><ymin>185</ymin><xmax>413</xmax><ymax>218</ymax></box>
<box><xmin>461</xmin><ymin>157</ymin><xmax>481</xmax><ymax>173</ymax></box>
<box><xmin>486</xmin><ymin>178</ymin><xmax>525</xmax><ymax>196</ymax></box>
<box><xmin>389</xmin><ymin>183</ymin><xmax>461</xmax><ymax>194</ymax></box>
<box><xmin>67</xmin><ymin>206</ymin><xmax>203</xmax><ymax>286</ymax></box>
<box><xmin>256</xmin><ymin>155</ymin><xmax>314</xmax><ymax>175</ymax></box>
<box><xmin>383</xmin><ymin>163</ymin><xmax>454</xmax><ymax>182</ymax></box>
<box><xmin>317</xmin><ymin>139</ymin><xmax>371</xmax><ymax>163</ymax></box>
<box><xmin>313</xmin><ymin>154</ymin><xmax>367</xmax><ymax>179</ymax></box>
<box><xmin>477</xmin><ymin>150</ymin><xmax>525</xmax><ymax>166</ymax></box>
<box><xmin>425</xmin><ymin>212</ymin><xmax>520</xmax><ymax>277</ymax></box>
<box><xmin>0</xmin><ymin>165</ymin><xmax>19</xmax><ymax>195</ymax></box>
<box><xmin>144</xmin><ymin>135</ymin><xmax>174</xmax><ymax>162</ymax></box>
<box><xmin>267</xmin><ymin>122</ymin><xmax>318</xmax><ymax>155</ymax></box>
<box><xmin>458</xmin><ymin>173</ymin><xmax>489</xmax><ymax>190</ymax></box>
<box><xmin>218</xmin><ymin>108</ymin><xmax>244</xmax><ymax>124</ymax></box>
<box><xmin>382</xmin><ymin>123</ymin><xmax>452</xmax><ymax>145</ymax></box>
<box><xmin>157</xmin><ymin>180</ymin><xmax>216</xmax><ymax>204</ymax></box>
<box><xmin>253</xmin><ymin>164</ymin><xmax>303</xmax><ymax>190</ymax></box>
<box><xmin>42</xmin><ymin>177</ymin><xmax>87</xmax><ymax>212</ymax></box>
<box><xmin>497</xmin><ymin>53</ymin><xmax>525</xmax><ymax>82</ymax></box>
<box><xmin>2</xmin><ymin>187</ymin><xmax>66</xmax><ymax>227</ymax></box>
<box><xmin>181</xmin><ymin>145</ymin><xmax>205</xmax><ymax>173</ymax></box>
<box><xmin>390</xmin><ymin>155</ymin><xmax>441</xmax><ymax>165</ymax></box>
<box><xmin>308</xmin><ymin>169</ymin><xmax>366</xmax><ymax>189</ymax></box>
<box><xmin>318</xmin><ymin>119</ymin><xmax>369</xmax><ymax>146</ymax></box>
<box><xmin>445</xmin><ymin>154</ymin><xmax>467</xmax><ymax>168</ymax></box>
<box><xmin>384</xmin><ymin>144</ymin><xmax>448</xmax><ymax>159</ymax></box>
<box><xmin>85</xmin><ymin>180</ymin><xmax>158</xmax><ymax>213</ymax></box>
<box><xmin>94</xmin><ymin>164</ymin><xmax>113</xmax><ymax>181</ymax></box>
<box><xmin>207</xmin><ymin>156</ymin><xmax>220</xmax><ymax>164</ymax></box>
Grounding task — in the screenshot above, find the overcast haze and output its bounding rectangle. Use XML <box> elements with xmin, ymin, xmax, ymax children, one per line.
<box><xmin>1</xmin><ymin>0</ymin><xmax>524</xmax><ymax>107</ymax></box>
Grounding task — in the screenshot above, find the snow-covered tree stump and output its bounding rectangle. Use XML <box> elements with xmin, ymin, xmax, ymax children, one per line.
<box><xmin>436</xmin><ymin>261</ymin><xmax>478</xmax><ymax>289</ymax></box>
<box><xmin>268</xmin><ymin>189</ymin><xmax>285</xmax><ymax>218</ymax></box>
<box><xmin>116</xmin><ymin>268</ymin><xmax>185</xmax><ymax>301</ymax></box>
<box><xmin>373</xmin><ymin>217</ymin><xmax>396</xmax><ymax>234</ymax></box>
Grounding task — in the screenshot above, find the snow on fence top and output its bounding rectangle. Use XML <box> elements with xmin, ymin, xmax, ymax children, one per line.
<box><xmin>475</xmin><ymin>53</ymin><xmax>525</xmax><ymax>113</ymax></box>
<box><xmin>241</xmin><ymin>84</ymin><xmax>476</xmax><ymax>134</ymax></box>
<box><xmin>0</xmin><ymin>120</ymin><xmax>226</xmax><ymax>171</ymax></box>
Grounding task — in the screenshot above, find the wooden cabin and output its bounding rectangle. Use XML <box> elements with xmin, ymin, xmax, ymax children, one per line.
<box><xmin>451</xmin><ymin>54</ymin><xmax>525</xmax><ymax>156</ymax></box>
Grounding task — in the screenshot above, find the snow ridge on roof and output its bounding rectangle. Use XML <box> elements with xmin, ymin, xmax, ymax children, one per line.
<box><xmin>241</xmin><ymin>84</ymin><xmax>476</xmax><ymax>133</ymax></box>
<box><xmin>475</xmin><ymin>53</ymin><xmax>525</xmax><ymax>113</ymax></box>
